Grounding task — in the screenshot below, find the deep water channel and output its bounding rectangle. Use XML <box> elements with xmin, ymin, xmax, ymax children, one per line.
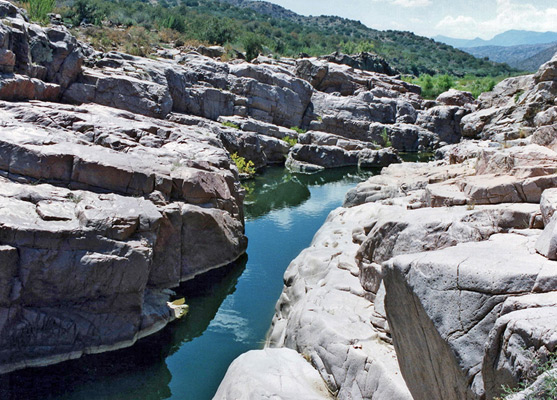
<box><xmin>1</xmin><ymin>166</ymin><xmax>378</xmax><ymax>400</ymax></box>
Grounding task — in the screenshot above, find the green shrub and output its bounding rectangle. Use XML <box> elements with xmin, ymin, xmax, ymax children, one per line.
<box><xmin>290</xmin><ymin>126</ymin><xmax>306</xmax><ymax>134</ymax></box>
<box><xmin>24</xmin><ymin>0</ymin><xmax>55</xmax><ymax>24</ymax></box>
<box><xmin>242</xmin><ymin>32</ymin><xmax>264</xmax><ymax>60</ymax></box>
<box><xmin>282</xmin><ymin>135</ymin><xmax>298</xmax><ymax>146</ymax></box>
<box><xmin>381</xmin><ymin>127</ymin><xmax>392</xmax><ymax>147</ymax></box>
<box><xmin>231</xmin><ymin>152</ymin><xmax>256</xmax><ymax>176</ymax></box>
<box><xmin>497</xmin><ymin>351</ymin><xmax>557</xmax><ymax>399</ymax></box>
<box><xmin>403</xmin><ymin>74</ymin><xmax>510</xmax><ymax>99</ymax></box>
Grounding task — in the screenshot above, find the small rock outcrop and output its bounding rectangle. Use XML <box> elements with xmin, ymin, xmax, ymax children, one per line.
<box><xmin>461</xmin><ymin>54</ymin><xmax>557</xmax><ymax>142</ymax></box>
<box><xmin>319</xmin><ymin>51</ymin><xmax>397</xmax><ymax>76</ymax></box>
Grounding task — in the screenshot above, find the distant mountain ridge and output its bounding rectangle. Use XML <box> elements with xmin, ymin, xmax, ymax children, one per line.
<box><xmin>212</xmin><ymin>0</ymin><xmax>515</xmax><ymax>76</ymax></box>
<box><xmin>435</xmin><ymin>30</ymin><xmax>557</xmax><ymax>48</ymax></box>
<box><xmin>434</xmin><ymin>30</ymin><xmax>557</xmax><ymax>72</ymax></box>
<box><xmin>464</xmin><ymin>42</ymin><xmax>557</xmax><ymax>72</ymax></box>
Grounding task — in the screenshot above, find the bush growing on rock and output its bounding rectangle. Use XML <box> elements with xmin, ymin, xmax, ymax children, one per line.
<box><xmin>231</xmin><ymin>153</ymin><xmax>256</xmax><ymax>176</ymax></box>
<box><xmin>282</xmin><ymin>136</ymin><xmax>298</xmax><ymax>147</ymax></box>
<box><xmin>404</xmin><ymin>73</ymin><xmax>507</xmax><ymax>99</ymax></box>
<box><xmin>22</xmin><ymin>0</ymin><xmax>55</xmax><ymax>24</ymax></box>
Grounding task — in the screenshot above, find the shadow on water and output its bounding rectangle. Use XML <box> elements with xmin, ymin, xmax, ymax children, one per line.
<box><xmin>0</xmin><ymin>257</ymin><xmax>248</xmax><ymax>400</ymax></box>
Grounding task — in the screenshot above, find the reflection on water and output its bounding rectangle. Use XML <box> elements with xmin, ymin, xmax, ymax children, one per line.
<box><xmin>244</xmin><ymin>166</ymin><xmax>379</xmax><ymax>219</ymax></box>
<box><xmin>1</xmin><ymin>166</ymin><xmax>377</xmax><ymax>400</ymax></box>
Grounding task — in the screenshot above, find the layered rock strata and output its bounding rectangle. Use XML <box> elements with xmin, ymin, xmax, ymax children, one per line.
<box><xmin>0</xmin><ymin>99</ymin><xmax>248</xmax><ymax>373</ymax></box>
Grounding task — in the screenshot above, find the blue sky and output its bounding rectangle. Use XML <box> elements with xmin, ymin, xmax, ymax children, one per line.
<box><xmin>267</xmin><ymin>0</ymin><xmax>557</xmax><ymax>39</ymax></box>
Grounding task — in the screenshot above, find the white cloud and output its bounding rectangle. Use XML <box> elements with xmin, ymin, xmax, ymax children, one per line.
<box><xmin>436</xmin><ymin>0</ymin><xmax>557</xmax><ymax>39</ymax></box>
<box><xmin>392</xmin><ymin>0</ymin><xmax>432</xmax><ymax>7</ymax></box>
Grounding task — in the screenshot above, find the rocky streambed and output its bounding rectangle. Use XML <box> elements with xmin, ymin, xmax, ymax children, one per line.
<box><xmin>216</xmin><ymin>55</ymin><xmax>557</xmax><ymax>399</ymax></box>
<box><xmin>1</xmin><ymin>0</ymin><xmax>557</xmax><ymax>398</ymax></box>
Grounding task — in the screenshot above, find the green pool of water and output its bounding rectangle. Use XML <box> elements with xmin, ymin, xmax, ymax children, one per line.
<box><xmin>0</xmin><ymin>166</ymin><xmax>378</xmax><ymax>400</ymax></box>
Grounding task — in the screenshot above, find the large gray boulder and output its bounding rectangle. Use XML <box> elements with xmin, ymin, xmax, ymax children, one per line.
<box><xmin>214</xmin><ymin>348</ymin><xmax>333</xmax><ymax>400</ymax></box>
<box><xmin>384</xmin><ymin>232</ymin><xmax>557</xmax><ymax>400</ymax></box>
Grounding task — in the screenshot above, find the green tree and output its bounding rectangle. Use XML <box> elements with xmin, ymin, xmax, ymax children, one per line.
<box><xmin>438</xmin><ymin>74</ymin><xmax>454</xmax><ymax>92</ymax></box>
<box><xmin>242</xmin><ymin>33</ymin><xmax>264</xmax><ymax>60</ymax></box>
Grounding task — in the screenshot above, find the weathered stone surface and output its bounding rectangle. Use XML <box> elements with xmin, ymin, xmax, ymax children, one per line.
<box><xmin>287</xmin><ymin>142</ymin><xmax>400</xmax><ymax>172</ymax></box>
<box><xmin>483</xmin><ymin>292</ymin><xmax>557</xmax><ymax>398</ymax></box>
<box><xmin>0</xmin><ymin>3</ymin><xmax>83</xmax><ymax>95</ymax></box>
<box><xmin>267</xmin><ymin>204</ymin><xmax>413</xmax><ymax>400</ymax></box>
<box><xmin>384</xmin><ymin>232</ymin><xmax>557</xmax><ymax>400</ymax></box>
<box><xmin>196</xmin><ymin>45</ymin><xmax>225</xmax><ymax>59</ymax></box>
<box><xmin>540</xmin><ymin>188</ymin><xmax>557</xmax><ymax>224</ymax></box>
<box><xmin>344</xmin><ymin>160</ymin><xmax>475</xmax><ymax>207</ymax></box>
<box><xmin>63</xmin><ymin>68</ymin><xmax>173</xmax><ymax>118</ymax></box>
<box><xmin>534</xmin><ymin>53</ymin><xmax>557</xmax><ymax>83</ymax></box>
<box><xmin>461</xmin><ymin>55</ymin><xmax>556</xmax><ymax>141</ymax></box>
<box><xmin>357</xmin><ymin>203</ymin><xmax>539</xmax><ymax>266</ymax></box>
<box><xmin>0</xmin><ymin>74</ymin><xmax>60</xmax><ymax>101</ymax></box>
<box><xmin>531</xmin><ymin>123</ymin><xmax>557</xmax><ymax>151</ymax></box>
<box><xmin>214</xmin><ymin>348</ymin><xmax>333</xmax><ymax>400</ymax></box>
<box><xmin>536</xmin><ymin>215</ymin><xmax>557</xmax><ymax>260</ymax></box>
<box><xmin>318</xmin><ymin>51</ymin><xmax>397</xmax><ymax>76</ymax></box>
<box><xmin>436</xmin><ymin>89</ymin><xmax>476</xmax><ymax>107</ymax></box>
<box><xmin>416</xmin><ymin>105</ymin><xmax>469</xmax><ymax>145</ymax></box>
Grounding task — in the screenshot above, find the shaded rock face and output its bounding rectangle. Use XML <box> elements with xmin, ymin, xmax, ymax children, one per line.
<box><xmin>0</xmin><ymin>0</ymin><xmax>83</xmax><ymax>96</ymax></box>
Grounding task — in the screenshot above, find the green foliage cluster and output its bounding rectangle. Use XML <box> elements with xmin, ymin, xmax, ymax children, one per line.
<box><xmin>45</xmin><ymin>0</ymin><xmax>517</xmax><ymax>77</ymax></box>
<box><xmin>282</xmin><ymin>135</ymin><xmax>298</xmax><ymax>146</ymax></box>
<box><xmin>497</xmin><ymin>351</ymin><xmax>557</xmax><ymax>400</ymax></box>
<box><xmin>231</xmin><ymin>152</ymin><xmax>255</xmax><ymax>176</ymax></box>
<box><xmin>403</xmin><ymin>74</ymin><xmax>503</xmax><ymax>99</ymax></box>
<box><xmin>221</xmin><ymin>121</ymin><xmax>240</xmax><ymax>129</ymax></box>
<box><xmin>381</xmin><ymin>128</ymin><xmax>392</xmax><ymax>148</ymax></box>
<box><xmin>22</xmin><ymin>0</ymin><xmax>56</xmax><ymax>24</ymax></box>
<box><xmin>290</xmin><ymin>126</ymin><xmax>306</xmax><ymax>134</ymax></box>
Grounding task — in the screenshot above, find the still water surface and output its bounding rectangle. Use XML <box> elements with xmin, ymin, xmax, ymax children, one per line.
<box><xmin>1</xmin><ymin>166</ymin><xmax>377</xmax><ymax>400</ymax></box>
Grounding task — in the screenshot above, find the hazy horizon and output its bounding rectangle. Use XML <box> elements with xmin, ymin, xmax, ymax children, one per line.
<box><xmin>265</xmin><ymin>0</ymin><xmax>557</xmax><ymax>40</ymax></box>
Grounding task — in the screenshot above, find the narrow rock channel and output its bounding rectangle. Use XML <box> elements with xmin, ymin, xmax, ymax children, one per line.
<box><xmin>0</xmin><ymin>166</ymin><xmax>376</xmax><ymax>400</ymax></box>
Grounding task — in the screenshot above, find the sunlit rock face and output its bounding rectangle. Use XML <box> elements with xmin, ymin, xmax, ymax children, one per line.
<box><xmin>219</xmin><ymin>52</ymin><xmax>557</xmax><ymax>399</ymax></box>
